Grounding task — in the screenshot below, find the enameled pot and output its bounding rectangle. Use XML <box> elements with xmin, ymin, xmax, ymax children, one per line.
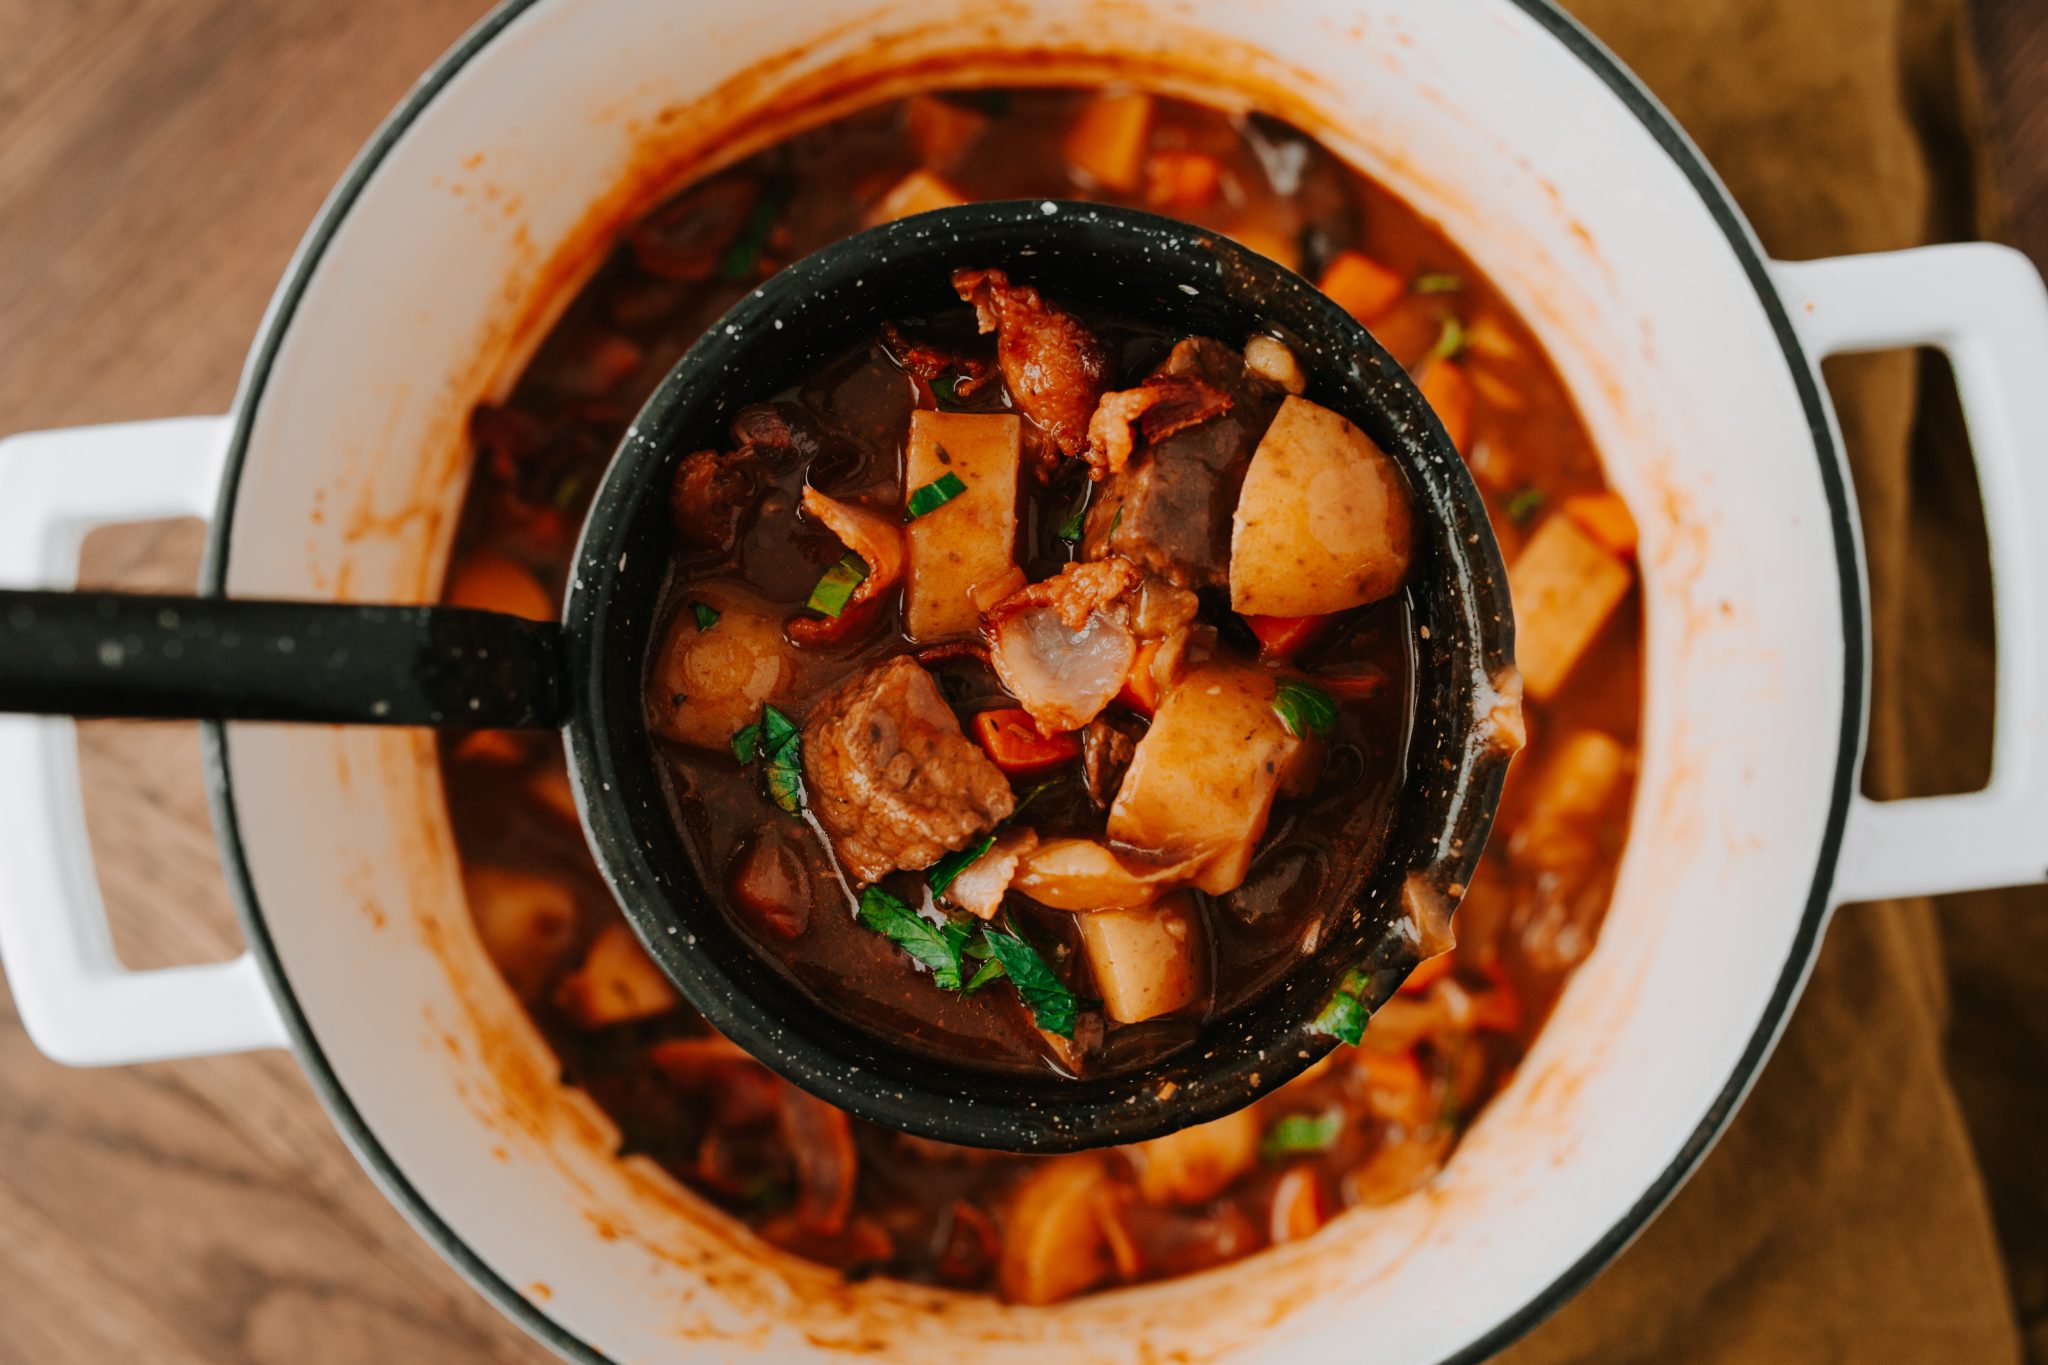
<box><xmin>4</xmin><ymin>1</ymin><xmax>2047</xmax><ymax>1361</ymax></box>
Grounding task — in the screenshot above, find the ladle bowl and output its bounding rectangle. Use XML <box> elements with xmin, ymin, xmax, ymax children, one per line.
<box><xmin>0</xmin><ymin>201</ymin><xmax>1515</xmax><ymax>1151</ymax></box>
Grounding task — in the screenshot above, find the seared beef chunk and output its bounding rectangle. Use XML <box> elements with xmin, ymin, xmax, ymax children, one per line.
<box><xmin>1082</xmin><ymin>714</ymin><xmax>1144</xmax><ymax>810</ymax></box>
<box><xmin>670</xmin><ymin>447</ymin><xmax>759</xmax><ymax>551</ymax></box>
<box><xmin>1082</xmin><ymin>337</ymin><xmax>1284</xmax><ymax>588</ymax></box>
<box><xmin>953</xmin><ymin>268</ymin><xmax>1110</xmax><ymax>462</ymax></box>
<box><xmin>1084</xmin><ymin>374</ymin><xmax>1232</xmax><ymax>478</ymax></box>
<box><xmin>802</xmin><ymin>657</ymin><xmax>1015</xmax><ymax>884</ymax></box>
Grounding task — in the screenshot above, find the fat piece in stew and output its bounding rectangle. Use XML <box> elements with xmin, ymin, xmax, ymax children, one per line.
<box><xmin>440</xmin><ymin>88</ymin><xmax>1642</xmax><ymax>1303</ymax></box>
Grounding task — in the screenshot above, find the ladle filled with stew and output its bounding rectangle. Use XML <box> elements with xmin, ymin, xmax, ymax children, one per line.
<box><xmin>0</xmin><ymin>201</ymin><xmax>1517</xmax><ymax>1150</ymax></box>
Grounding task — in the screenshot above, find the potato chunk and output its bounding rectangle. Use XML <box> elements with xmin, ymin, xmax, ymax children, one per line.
<box><xmin>1129</xmin><ymin>1106</ymin><xmax>1259</xmax><ymax>1204</ymax></box>
<box><xmin>1509</xmin><ymin>512</ymin><xmax>1632</xmax><ymax>701</ymax></box>
<box><xmin>553</xmin><ymin>923</ymin><xmax>679</xmax><ymax>1029</ymax></box>
<box><xmin>1229</xmin><ymin>396</ymin><xmax>1414</xmax><ymax>617</ymax></box>
<box><xmin>1062</xmin><ymin>92</ymin><xmax>1151</xmax><ymax>192</ymax></box>
<box><xmin>1075</xmin><ymin>891</ymin><xmax>1203</xmax><ymax>1023</ymax></box>
<box><xmin>999</xmin><ymin>1156</ymin><xmax>1115</xmax><ymax>1305</ymax></box>
<box><xmin>648</xmin><ymin>585</ymin><xmax>790</xmax><ymax>751</ymax></box>
<box><xmin>1107</xmin><ymin>664</ymin><xmax>1298</xmax><ymax>893</ymax></box>
<box><xmin>903</xmin><ymin>410</ymin><xmax>1021</xmax><ymax>640</ymax></box>
<box><xmin>464</xmin><ymin>866</ymin><xmax>579</xmax><ymax>1001</ymax></box>
<box><xmin>866</xmin><ymin>169</ymin><xmax>966</xmax><ymax>224</ymax></box>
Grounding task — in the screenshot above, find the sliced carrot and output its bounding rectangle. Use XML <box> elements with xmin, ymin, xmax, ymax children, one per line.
<box><xmin>1416</xmin><ymin>359</ymin><xmax>1473</xmax><ymax>454</ymax></box>
<box><xmin>1269</xmin><ymin>1165</ymin><xmax>1329</xmax><ymax>1244</ymax></box>
<box><xmin>973</xmin><ymin>707</ymin><xmax>1082</xmax><ymax>776</ymax></box>
<box><xmin>1245</xmin><ymin>613</ymin><xmax>1330</xmax><ymax>661</ymax></box>
<box><xmin>1230</xmin><ymin>223</ymin><xmax>1301</xmax><ymax>274</ymax></box>
<box><xmin>1398</xmin><ymin>951</ymin><xmax>1454</xmax><ymax>996</ymax></box>
<box><xmin>1063</xmin><ymin>92</ymin><xmax>1152</xmax><ymax>192</ymax></box>
<box><xmin>1561</xmin><ymin>490</ymin><xmax>1639</xmax><ymax>558</ymax></box>
<box><xmin>1317</xmin><ymin>251</ymin><xmax>1405</xmax><ymax>324</ymax></box>
<box><xmin>1144</xmin><ymin>150</ymin><xmax>1222</xmax><ymax>208</ymax></box>
<box><xmin>1114</xmin><ymin>639</ymin><xmax>1163</xmax><ymax>715</ymax></box>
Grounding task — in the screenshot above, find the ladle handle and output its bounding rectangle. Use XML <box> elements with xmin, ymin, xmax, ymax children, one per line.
<box><xmin>0</xmin><ymin>589</ymin><xmax>566</xmax><ymax>729</ymax></box>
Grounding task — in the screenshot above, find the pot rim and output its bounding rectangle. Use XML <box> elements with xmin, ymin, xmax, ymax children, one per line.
<box><xmin>194</xmin><ymin>2</ymin><xmax>1863</xmax><ymax>1361</ymax></box>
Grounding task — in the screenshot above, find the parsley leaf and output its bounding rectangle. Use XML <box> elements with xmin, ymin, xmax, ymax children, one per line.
<box><xmin>1427</xmin><ymin>314</ymin><xmax>1466</xmax><ymax>365</ymax></box>
<box><xmin>1271</xmin><ymin>679</ymin><xmax>1339</xmax><ymax>739</ymax></box>
<box><xmin>927</xmin><ymin>834</ymin><xmax>996</xmax><ymax>897</ymax></box>
<box><xmin>730</xmin><ymin>723</ymin><xmax>761</xmax><ymax>764</ymax></box>
<box><xmin>806</xmin><ymin>552</ymin><xmax>869</xmax><ymax>618</ymax></box>
<box><xmin>1052</xmin><ymin>485</ymin><xmax>1090</xmax><ymax>542</ymax></box>
<box><xmin>1107</xmin><ymin>504</ymin><xmax>1124</xmax><ymax>542</ymax></box>
<box><xmin>931</xmin><ymin>375</ymin><xmax>964</xmax><ymax>409</ymax></box>
<box><xmin>1261</xmin><ymin>1109</ymin><xmax>1346</xmax><ymax>1159</ymax></box>
<box><xmin>1413</xmin><ymin>272</ymin><xmax>1464</xmax><ymax>295</ymax></box>
<box><xmin>1008</xmin><ymin>778</ymin><xmax>1063</xmax><ymax>821</ymax></box>
<box><xmin>1312</xmin><ymin>969</ymin><xmax>1371</xmax><ymax>1045</ymax></box>
<box><xmin>733</xmin><ymin>705</ymin><xmax>803</xmax><ymax>815</ymax></box>
<box><xmin>907</xmin><ymin>471</ymin><xmax>968</xmax><ymax>520</ymax></box>
<box><xmin>857</xmin><ymin>887</ymin><xmax>966</xmax><ymax>989</ymax></box>
<box><xmin>691</xmin><ymin>601</ymin><xmax>721</xmax><ymax>631</ymax></box>
<box><xmin>718</xmin><ymin>191</ymin><xmax>781</xmax><ymax>282</ymax></box>
<box><xmin>982</xmin><ymin>924</ymin><xmax>1078</xmax><ymax>1038</ymax></box>
<box><xmin>964</xmin><ymin>957</ymin><xmax>1007</xmax><ymax>993</ymax></box>
<box><xmin>1506</xmin><ymin>487</ymin><xmax>1546</xmax><ymax>526</ymax></box>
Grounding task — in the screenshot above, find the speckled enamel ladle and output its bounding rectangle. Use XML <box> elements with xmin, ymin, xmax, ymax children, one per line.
<box><xmin>0</xmin><ymin>202</ymin><xmax>1513</xmax><ymax>1151</ymax></box>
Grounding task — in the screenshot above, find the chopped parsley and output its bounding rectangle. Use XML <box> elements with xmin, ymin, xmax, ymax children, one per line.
<box><xmin>1427</xmin><ymin>314</ymin><xmax>1467</xmax><ymax>365</ymax></box>
<box><xmin>1052</xmin><ymin>485</ymin><xmax>1090</xmax><ymax>542</ymax></box>
<box><xmin>806</xmin><ymin>552</ymin><xmax>869</xmax><ymax>618</ymax></box>
<box><xmin>731</xmin><ymin>704</ymin><xmax>803</xmax><ymax>815</ymax></box>
<box><xmin>982</xmin><ymin>923</ymin><xmax>1079</xmax><ymax>1038</ymax></box>
<box><xmin>927</xmin><ymin>833</ymin><xmax>996</xmax><ymax>897</ymax></box>
<box><xmin>930</xmin><ymin>375</ymin><xmax>965</xmax><ymax>409</ymax></box>
<box><xmin>1312</xmin><ymin>969</ymin><xmax>1371</xmax><ymax>1045</ymax></box>
<box><xmin>857</xmin><ymin>887</ymin><xmax>968</xmax><ymax>989</ymax></box>
<box><xmin>1008</xmin><ymin>778</ymin><xmax>1064</xmax><ymax>821</ymax></box>
<box><xmin>1271</xmin><ymin>679</ymin><xmax>1339</xmax><ymax>739</ymax></box>
<box><xmin>1413</xmin><ymin>272</ymin><xmax>1465</xmax><ymax>295</ymax></box>
<box><xmin>964</xmin><ymin>957</ymin><xmax>1007</xmax><ymax>993</ymax></box>
<box><xmin>907</xmin><ymin>471</ymin><xmax>968</xmax><ymax>520</ymax></box>
<box><xmin>690</xmin><ymin>601</ymin><xmax>720</xmax><ymax>631</ymax></box>
<box><xmin>1261</xmin><ymin>1109</ymin><xmax>1346</xmax><ymax>1159</ymax></box>
<box><xmin>718</xmin><ymin>190</ymin><xmax>781</xmax><ymax>282</ymax></box>
<box><xmin>1506</xmin><ymin>487</ymin><xmax>1546</xmax><ymax>526</ymax></box>
<box><xmin>1107</xmin><ymin>503</ymin><xmax>1124</xmax><ymax>543</ymax></box>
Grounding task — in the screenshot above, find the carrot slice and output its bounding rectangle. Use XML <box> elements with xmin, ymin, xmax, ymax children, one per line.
<box><xmin>1317</xmin><ymin>251</ymin><xmax>1405</xmax><ymax>324</ymax></box>
<box><xmin>1561</xmin><ymin>490</ymin><xmax>1639</xmax><ymax>558</ymax></box>
<box><xmin>1144</xmin><ymin>150</ymin><xmax>1223</xmax><ymax>208</ymax></box>
<box><xmin>1416</xmin><ymin>359</ymin><xmax>1473</xmax><ymax>453</ymax></box>
<box><xmin>1063</xmin><ymin>92</ymin><xmax>1152</xmax><ymax>192</ymax></box>
<box><xmin>1114</xmin><ymin>639</ymin><xmax>1163</xmax><ymax>715</ymax></box>
<box><xmin>1245</xmin><ymin>613</ymin><xmax>1330</xmax><ymax>661</ymax></box>
<box><xmin>973</xmin><ymin>707</ymin><xmax>1082</xmax><ymax>775</ymax></box>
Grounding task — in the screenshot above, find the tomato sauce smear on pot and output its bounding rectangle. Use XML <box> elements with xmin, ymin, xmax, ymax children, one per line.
<box><xmin>439</xmin><ymin>87</ymin><xmax>1642</xmax><ymax>1304</ymax></box>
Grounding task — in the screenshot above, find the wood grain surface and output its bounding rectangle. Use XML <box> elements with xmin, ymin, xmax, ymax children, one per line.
<box><xmin>1</xmin><ymin>2</ymin><xmax>2042</xmax><ymax>1361</ymax></box>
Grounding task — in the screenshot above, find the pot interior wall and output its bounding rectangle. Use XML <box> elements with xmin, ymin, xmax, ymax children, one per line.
<box><xmin>216</xmin><ymin>1</ymin><xmax>1850</xmax><ymax>1360</ymax></box>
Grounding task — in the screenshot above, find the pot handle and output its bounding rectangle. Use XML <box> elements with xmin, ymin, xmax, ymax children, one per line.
<box><xmin>0</xmin><ymin>417</ymin><xmax>289</xmax><ymax>1064</ymax></box>
<box><xmin>1774</xmin><ymin>243</ymin><xmax>2048</xmax><ymax>903</ymax></box>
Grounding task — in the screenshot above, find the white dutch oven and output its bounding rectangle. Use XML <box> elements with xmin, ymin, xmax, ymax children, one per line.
<box><xmin>4</xmin><ymin>0</ymin><xmax>2047</xmax><ymax>1360</ymax></box>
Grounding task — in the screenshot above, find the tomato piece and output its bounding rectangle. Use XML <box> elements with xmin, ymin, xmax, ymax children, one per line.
<box><xmin>1245</xmin><ymin>613</ymin><xmax>1330</xmax><ymax>660</ymax></box>
<box><xmin>973</xmin><ymin>707</ymin><xmax>1082</xmax><ymax>776</ymax></box>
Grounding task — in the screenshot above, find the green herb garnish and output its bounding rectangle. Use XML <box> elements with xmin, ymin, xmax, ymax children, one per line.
<box><xmin>1312</xmin><ymin>969</ymin><xmax>1371</xmax><ymax>1045</ymax></box>
<box><xmin>1506</xmin><ymin>487</ymin><xmax>1546</xmax><ymax>526</ymax></box>
<box><xmin>1413</xmin><ymin>272</ymin><xmax>1465</xmax><ymax>295</ymax></box>
<box><xmin>718</xmin><ymin>191</ymin><xmax>781</xmax><ymax>282</ymax></box>
<box><xmin>1271</xmin><ymin>679</ymin><xmax>1339</xmax><ymax>739</ymax></box>
<box><xmin>907</xmin><ymin>471</ymin><xmax>968</xmax><ymax>520</ymax></box>
<box><xmin>731</xmin><ymin>723</ymin><xmax>761</xmax><ymax>764</ymax></box>
<box><xmin>732</xmin><ymin>705</ymin><xmax>803</xmax><ymax>815</ymax></box>
<box><xmin>964</xmin><ymin>957</ymin><xmax>1007</xmax><ymax>993</ymax></box>
<box><xmin>1052</xmin><ymin>485</ymin><xmax>1089</xmax><ymax>542</ymax></box>
<box><xmin>691</xmin><ymin>601</ymin><xmax>721</xmax><ymax>631</ymax></box>
<box><xmin>1261</xmin><ymin>1109</ymin><xmax>1346</xmax><ymax>1159</ymax></box>
<box><xmin>930</xmin><ymin>375</ymin><xmax>964</xmax><ymax>409</ymax></box>
<box><xmin>1106</xmin><ymin>503</ymin><xmax>1124</xmax><ymax>543</ymax></box>
<box><xmin>1427</xmin><ymin>314</ymin><xmax>1466</xmax><ymax>364</ymax></box>
<box><xmin>983</xmin><ymin>924</ymin><xmax>1079</xmax><ymax>1038</ymax></box>
<box><xmin>806</xmin><ymin>552</ymin><xmax>870</xmax><ymax>618</ymax></box>
<box><xmin>1008</xmin><ymin>779</ymin><xmax>1063</xmax><ymax>821</ymax></box>
<box><xmin>927</xmin><ymin>833</ymin><xmax>996</xmax><ymax>897</ymax></box>
<box><xmin>857</xmin><ymin>887</ymin><xmax>967</xmax><ymax>989</ymax></box>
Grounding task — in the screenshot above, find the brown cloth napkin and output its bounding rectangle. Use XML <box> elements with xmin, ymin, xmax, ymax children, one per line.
<box><xmin>1501</xmin><ymin>3</ymin><xmax>2044</xmax><ymax>1362</ymax></box>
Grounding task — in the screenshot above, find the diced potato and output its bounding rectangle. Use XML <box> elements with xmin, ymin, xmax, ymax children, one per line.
<box><xmin>1129</xmin><ymin>1107</ymin><xmax>1259</xmax><ymax>1205</ymax></box>
<box><xmin>999</xmin><ymin>1156</ymin><xmax>1115</xmax><ymax>1305</ymax></box>
<box><xmin>648</xmin><ymin>585</ymin><xmax>790</xmax><ymax>751</ymax></box>
<box><xmin>1075</xmin><ymin>891</ymin><xmax>1203</xmax><ymax>1023</ymax></box>
<box><xmin>866</xmin><ymin>168</ymin><xmax>966</xmax><ymax>224</ymax></box>
<box><xmin>1461</xmin><ymin>313</ymin><xmax>1523</xmax><ymax>364</ymax></box>
<box><xmin>1062</xmin><ymin>92</ymin><xmax>1152</xmax><ymax>192</ymax></box>
<box><xmin>1243</xmin><ymin>335</ymin><xmax>1307</xmax><ymax>394</ymax></box>
<box><xmin>1509</xmin><ymin>729</ymin><xmax>1632</xmax><ymax>872</ymax></box>
<box><xmin>1561</xmin><ymin>490</ymin><xmax>1639</xmax><ymax>558</ymax></box>
<box><xmin>1230</xmin><ymin>396</ymin><xmax>1414</xmax><ymax>617</ymax></box>
<box><xmin>903</xmin><ymin>93</ymin><xmax>988</xmax><ymax>167</ymax></box>
<box><xmin>1416</xmin><ymin>359</ymin><xmax>1472</xmax><ymax>453</ymax></box>
<box><xmin>1345</xmin><ymin>1128</ymin><xmax>1454</xmax><ymax>1207</ymax></box>
<box><xmin>447</xmin><ymin>550</ymin><xmax>553</xmax><ymax>622</ymax></box>
<box><xmin>1509</xmin><ymin>513</ymin><xmax>1632</xmax><ymax>701</ymax></box>
<box><xmin>1269</xmin><ymin>1166</ymin><xmax>1329</xmax><ymax>1244</ymax></box>
<box><xmin>903</xmin><ymin>410</ymin><xmax>1022</xmax><ymax>640</ymax></box>
<box><xmin>1317</xmin><ymin>251</ymin><xmax>1405</xmax><ymax>324</ymax></box>
<box><xmin>1467</xmin><ymin>366</ymin><xmax>1527</xmax><ymax>413</ymax></box>
<box><xmin>1108</xmin><ymin>666</ymin><xmax>1297</xmax><ymax>893</ymax></box>
<box><xmin>554</xmin><ymin>922</ymin><xmax>679</xmax><ymax>1029</ymax></box>
<box><xmin>465</xmin><ymin>866</ymin><xmax>580</xmax><ymax>1001</ymax></box>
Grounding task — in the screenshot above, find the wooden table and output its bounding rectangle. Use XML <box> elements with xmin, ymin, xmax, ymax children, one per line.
<box><xmin>2</xmin><ymin>3</ymin><xmax>2042</xmax><ymax>1360</ymax></box>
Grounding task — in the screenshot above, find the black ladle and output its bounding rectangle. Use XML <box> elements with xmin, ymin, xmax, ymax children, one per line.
<box><xmin>0</xmin><ymin>202</ymin><xmax>1515</xmax><ymax>1151</ymax></box>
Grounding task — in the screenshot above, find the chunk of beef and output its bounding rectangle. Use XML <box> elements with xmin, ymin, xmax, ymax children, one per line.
<box><xmin>1083</xmin><ymin>374</ymin><xmax>1232</xmax><ymax>479</ymax></box>
<box><xmin>953</xmin><ymin>268</ymin><xmax>1110</xmax><ymax>463</ymax></box>
<box><xmin>1081</xmin><ymin>714</ymin><xmax>1143</xmax><ymax>811</ymax></box>
<box><xmin>802</xmin><ymin>656</ymin><xmax>1015</xmax><ymax>884</ymax></box>
<box><xmin>670</xmin><ymin>447</ymin><xmax>759</xmax><ymax>552</ymax></box>
<box><xmin>880</xmin><ymin>322</ymin><xmax>997</xmax><ymax>396</ymax></box>
<box><xmin>1082</xmin><ymin>337</ymin><xmax>1284</xmax><ymax>589</ymax></box>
